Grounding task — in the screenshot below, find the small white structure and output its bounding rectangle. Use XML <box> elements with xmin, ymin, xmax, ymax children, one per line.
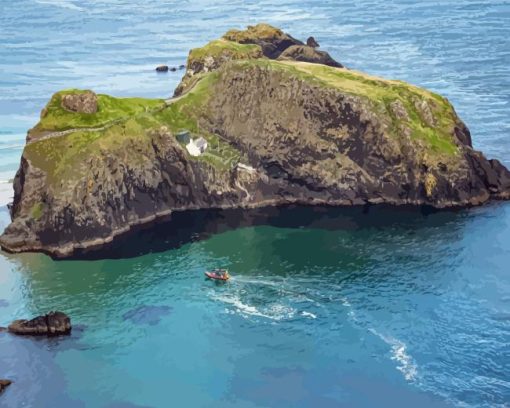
<box><xmin>186</xmin><ymin>137</ymin><xmax>208</xmax><ymax>156</ymax></box>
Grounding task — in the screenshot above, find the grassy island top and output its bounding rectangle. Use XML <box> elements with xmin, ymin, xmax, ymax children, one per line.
<box><xmin>24</xmin><ymin>25</ymin><xmax>463</xmax><ymax>189</ymax></box>
<box><xmin>188</xmin><ymin>39</ymin><xmax>262</xmax><ymax>62</ymax></box>
<box><xmin>32</xmin><ymin>89</ymin><xmax>166</xmax><ymax>133</ymax></box>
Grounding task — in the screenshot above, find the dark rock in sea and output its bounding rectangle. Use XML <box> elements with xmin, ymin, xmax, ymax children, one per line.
<box><xmin>122</xmin><ymin>305</ymin><xmax>172</xmax><ymax>326</ymax></box>
<box><xmin>8</xmin><ymin>311</ymin><xmax>71</xmax><ymax>336</ymax></box>
<box><xmin>61</xmin><ymin>90</ymin><xmax>98</xmax><ymax>114</ymax></box>
<box><xmin>170</xmin><ymin>67</ymin><xmax>177</xmax><ymax>72</ymax></box>
<box><xmin>306</xmin><ymin>36</ymin><xmax>320</xmax><ymax>48</ymax></box>
<box><xmin>156</xmin><ymin>65</ymin><xmax>169</xmax><ymax>72</ymax></box>
<box><xmin>277</xmin><ymin>45</ymin><xmax>343</xmax><ymax>68</ymax></box>
<box><xmin>179</xmin><ymin>64</ymin><xmax>185</xmax><ymax>70</ymax></box>
<box><xmin>0</xmin><ymin>379</ymin><xmax>12</xmax><ymax>394</ymax></box>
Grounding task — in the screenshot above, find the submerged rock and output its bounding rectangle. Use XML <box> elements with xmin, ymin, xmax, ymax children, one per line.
<box><xmin>156</xmin><ymin>65</ymin><xmax>169</xmax><ymax>72</ymax></box>
<box><xmin>61</xmin><ymin>91</ymin><xmax>98</xmax><ymax>114</ymax></box>
<box><xmin>8</xmin><ymin>311</ymin><xmax>71</xmax><ymax>336</ymax></box>
<box><xmin>1</xmin><ymin>23</ymin><xmax>510</xmax><ymax>258</ymax></box>
<box><xmin>122</xmin><ymin>305</ymin><xmax>172</xmax><ymax>326</ymax></box>
<box><xmin>0</xmin><ymin>379</ymin><xmax>11</xmax><ymax>394</ymax></box>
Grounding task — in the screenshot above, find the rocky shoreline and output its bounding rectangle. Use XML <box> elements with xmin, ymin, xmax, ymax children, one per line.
<box><xmin>1</xmin><ymin>23</ymin><xmax>509</xmax><ymax>258</ymax></box>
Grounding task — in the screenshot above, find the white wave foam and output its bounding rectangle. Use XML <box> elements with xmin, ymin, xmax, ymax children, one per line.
<box><xmin>0</xmin><ymin>144</ymin><xmax>23</xmax><ymax>151</ymax></box>
<box><xmin>35</xmin><ymin>0</ymin><xmax>84</xmax><ymax>11</ymax></box>
<box><xmin>340</xmin><ymin>296</ymin><xmax>418</xmax><ymax>382</ymax></box>
<box><xmin>369</xmin><ymin>328</ymin><xmax>418</xmax><ymax>381</ymax></box>
<box><xmin>0</xmin><ymin>182</ymin><xmax>13</xmax><ymax>207</ymax></box>
<box><xmin>301</xmin><ymin>311</ymin><xmax>317</xmax><ymax>319</ymax></box>
<box><xmin>212</xmin><ymin>294</ymin><xmax>294</xmax><ymax>321</ymax></box>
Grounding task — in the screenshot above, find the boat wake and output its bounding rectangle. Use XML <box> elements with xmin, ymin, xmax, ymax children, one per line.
<box><xmin>341</xmin><ymin>297</ymin><xmax>419</xmax><ymax>382</ymax></box>
<box><xmin>211</xmin><ymin>293</ymin><xmax>296</xmax><ymax>321</ymax></box>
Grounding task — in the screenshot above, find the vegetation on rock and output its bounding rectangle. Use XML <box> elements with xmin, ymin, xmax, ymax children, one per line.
<box><xmin>1</xmin><ymin>23</ymin><xmax>509</xmax><ymax>258</ymax></box>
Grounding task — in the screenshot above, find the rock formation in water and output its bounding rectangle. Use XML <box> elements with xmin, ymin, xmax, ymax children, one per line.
<box><xmin>0</xmin><ymin>379</ymin><xmax>12</xmax><ymax>394</ymax></box>
<box><xmin>1</xmin><ymin>23</ymin><xmax>509</xmax><ymax>257</ymax></box>
<box><xmin>8</xmin><ymin>311</ymin><xmax>71</xmax><ymax>335</ymax></box>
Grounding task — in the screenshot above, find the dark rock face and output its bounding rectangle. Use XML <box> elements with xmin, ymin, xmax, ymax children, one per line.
<box><xmin>277</xmin><ymin>45</ymin><xmax>343</xmax><ymax>68</ymax></box>
<box><xmin>306</xmin><ymin>36</ymin><xmax>320</xmax><ymax>48</ymax></box>
<box><xmin>8</xmin><ymin>311</ymin><xmax>71</xmax><ymax>336</ymax></box>
<box><xmin>156</xmin><ymin>65</ymin><xmax>169</xmax><ymax>72</ymax></box>
<box><xmin>61</xmin><ymin>91</ymin><xmax>98</xmax><ymax>114</ymax></box>
<box><xmin>0</xmin><ymin>379</ymin><xmax>11</xmax><ymax>394</ymax></box>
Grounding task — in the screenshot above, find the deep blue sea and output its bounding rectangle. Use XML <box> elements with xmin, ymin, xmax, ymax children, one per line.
<box><xmin>1</xmin><ymin>1</ymin><xmax>510</xmax><ymax>407</ymax></box>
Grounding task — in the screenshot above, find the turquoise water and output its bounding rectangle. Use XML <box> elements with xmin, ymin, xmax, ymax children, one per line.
<box><xmin>1</xmin><ymin>1</ymin><xmax>510</xmax><ymax>407</ymax></box>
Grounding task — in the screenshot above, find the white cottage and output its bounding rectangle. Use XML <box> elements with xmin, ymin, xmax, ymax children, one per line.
<box><xmin>186</xmin><ymin>137</ymin><xmax>208</xmax><ymax>156</ymax></box>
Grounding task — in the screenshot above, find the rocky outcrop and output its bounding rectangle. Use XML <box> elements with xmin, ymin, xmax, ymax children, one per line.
<box><xmin>156</xmin><ymin>65</ymin><xmax>169</xmax><ymax>72</ymax></box>
<box><xmin>223</xmin><ymin>23</ymin><xmax>303</xmax><ymax>59</ymax></box>
<box><xmin>306</xmin><ymin>36</ymin><xmax>320</xmax><ymax>48</ymax></box>
<box><xmin>61</xmin><ymin>91</ymin><xmax>97</xmax><ymax>114</ymax></box>
<box><xmin>8</xmin><ymin>311</ymin><xmax>71</xmax><ymax>336</ymax></box>
<box><xmin>175</xmin><ymin>24</ymin><xmax>341</xmax><ymax>96</ymax></box>
<box><xmin>1</xmin><ymin>24</ymin><xmax>509</xmax><ymax>258</ymax></box>
<box><xmin>277</xmin><ymin>45</ymin><xmax>342</xmax><ymax>67</ymax></box>
<box><xmin>0</xmin><ymin>379</ymin><xmax>11</xmax><ymax>394</ymax></box>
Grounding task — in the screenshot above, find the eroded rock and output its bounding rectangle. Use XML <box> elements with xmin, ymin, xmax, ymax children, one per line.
<box><xmin>8</xmin><ymin>311</ymin><xmax>71</xmax><ymax>336</ymax></box>
<box><xmin>306</xmin><ymin>36</ymin><xmax>320</xmax><ymax>48</ymax></box>
<box><xmin>277</xmin><ymin>45</ymin><xmax>342</xmax><ymax>68</ymax></box>
<box><xmin>223</xmin><ymin>23</ymin><xmax>303</xmax><ymax>59</ymax></box>
<box><xmin>61</xmin><ymin>91</ymin><xmax>98</xmax><ymax>114</ymax></box>
<box><xmin>0</xmin><ymin>379</ymin><xmax>12</xmax><ymax>394</ymax></box>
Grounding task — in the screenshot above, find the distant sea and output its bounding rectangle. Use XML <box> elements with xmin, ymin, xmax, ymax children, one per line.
<box><xmin>1</xmin><ymin>1</ymin><xmax>509</xmax><ymax>407</ymax></box>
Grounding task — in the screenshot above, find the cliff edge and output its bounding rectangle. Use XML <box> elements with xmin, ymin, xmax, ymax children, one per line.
<box><xmin>1</xmin><ymin>24</ymin><xmax>510</xmax><ymax>257</ymax></box>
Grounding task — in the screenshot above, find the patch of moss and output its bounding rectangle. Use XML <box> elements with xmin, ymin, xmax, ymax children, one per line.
<box><xmin>188</xmin><ymin>39</ymin><xmax>262</xmax><ymax>63</ymax></box>
<box><xmin>235</xmin><ymin>59</ymin><xmax>459</xmax><ymax>156</ymax></box>
<box><xmin>30</xmin><ymin>202</ymin><xmax>45</xmax><ymax>220</ymax></box>
<box><xmin>223</xmin><ymin>23</ymin><xmax>284</xmax><ymax>42</ymax></box>
<box><xmin>34</xmin><ymin>89</ymin><xmax>165</xmax><ymax>132</ymax></box>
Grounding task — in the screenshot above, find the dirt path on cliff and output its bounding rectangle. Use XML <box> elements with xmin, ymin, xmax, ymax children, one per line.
<box><xmin>28</xmin><ymin>95</ymin><xmax>185</xmax><ymax>145</ymax></box>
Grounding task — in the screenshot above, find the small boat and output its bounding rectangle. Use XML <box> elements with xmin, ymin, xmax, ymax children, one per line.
<box><xmin>205</xmin><ymin>269</ymin><xmax>230</xmax><ymax>281</ymax></box>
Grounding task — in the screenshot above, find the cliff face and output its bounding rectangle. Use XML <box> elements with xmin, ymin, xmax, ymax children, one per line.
<box><xmin>1</xmin><ymin>24</ymin><xmax>510</xmax><ymax>257</ymax></box>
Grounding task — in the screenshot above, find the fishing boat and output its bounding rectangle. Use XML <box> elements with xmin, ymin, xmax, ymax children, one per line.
<box><xmin>205</xmin><ymin>269</ymin><xmax>230</xmax><ymax>281</ymax></box>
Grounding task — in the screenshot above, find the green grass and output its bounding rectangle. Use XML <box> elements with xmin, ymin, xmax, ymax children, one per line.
<box><xmin>24</xmin><ymin>56</ymin><xmax>463</xmax><ymax>193</ymax></box>
<box><xmin>223</xmin><ymin>23</ymin><xmax>284</xmax><ymax>42</ymax></box>
<box><xmin>233</xmin><ymin>59</ymin><xmax>459</xmax><ymax>156</ymax></box>
<box><xmin>25</xmin><ymin>73</ymin><xmax>242</xmax><ymax>188</ymax></box>
<box><xmin>33</xmin><ymin>89</ymin><xmax>165</xmax><ymax>133</ymax></box>
<box><xmin>188</xmin><ymin>39</ymin><xmax>262</xmax><ymax>62</ymax></box>
<box><xmin>30</xmin><ymin>202</ymin><xmax>45</xmax><ymax>220</ymax></box>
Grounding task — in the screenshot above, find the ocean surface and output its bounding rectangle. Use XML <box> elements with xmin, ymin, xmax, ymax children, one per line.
<box><xmin>1</xmin><ymin>0</ymin><xmax>510</xmax><ymax>407</ymax></box>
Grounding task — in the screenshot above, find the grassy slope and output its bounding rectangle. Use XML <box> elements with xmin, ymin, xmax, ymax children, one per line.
<box><xmin>223</xmin><ymin>23</ymin><xmax>286</xmax><ymax>43</ymax></box>
<box><xmin>33</xmin><ymin>89</ymin><xmax>165</xmax><ymax>132</ymax></box>
<box><xmin>235</xmin><ymin>59</ymin><xmax>459</xmax><ymax>156</ymax></box>
<box><xmin>24</xmin><ymin>56</ymin><xmax>462</xmax><ymax>194</ymax></box>
<box><xmin>25</xmin><ymin>77</ymin><xmax>241</xmax><ymax>190</ymax></box>
<box><xmin>188</xmin><ymin>39</ymin><xmax>261</xmax><ymax>62</ymax></box>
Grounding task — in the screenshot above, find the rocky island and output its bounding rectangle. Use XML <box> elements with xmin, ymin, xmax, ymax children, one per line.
<box><xmin>1</xmin><ymin>23</ymin><xmax>509</xmax><ymax>258</ymax></box>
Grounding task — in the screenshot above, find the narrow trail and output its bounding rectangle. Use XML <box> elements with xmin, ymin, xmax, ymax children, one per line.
<box><xmin>28</xmin><ymin>95</ymin><xmax>184</xmax><ymax>145</ymax></box>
